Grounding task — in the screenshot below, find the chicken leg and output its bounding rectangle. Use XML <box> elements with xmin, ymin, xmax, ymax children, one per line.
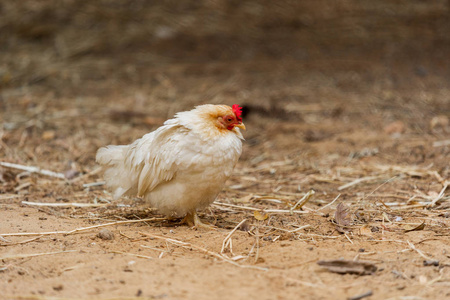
<box><xmin>182</xmin><ymin>211</ymin><xmax>216</xmax><ymax>230</ymax></box>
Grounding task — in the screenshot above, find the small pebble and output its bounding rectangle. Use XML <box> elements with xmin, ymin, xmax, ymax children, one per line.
<box><xmin>97</xmin><ymin>229</ymin><xmax>114</xmax><ymax>240</ymax></box>
<box><xmin>64</xmin><ymin>169</ymin><xmax>79</xmax><ymax>179</ymax></box>
<box><xmin>53</xmin><ymin>285</ymin><xmax>63</xmax><ymax>291</ymax></box>
<box><xmin>423</xmin><ymin>260</ymin><xmax>439</xmax><ymax>267</ymax></box>
<box><xmin>124</xmin><ymin>266</ymin><xmax>133</xmax><ymax>272</ymax></box>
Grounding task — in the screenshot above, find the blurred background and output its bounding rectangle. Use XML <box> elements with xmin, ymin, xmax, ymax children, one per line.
<box><xmin>0</xmin><ymin>0</ymin><xmax>449</xmax><ymax>170</ymax></box>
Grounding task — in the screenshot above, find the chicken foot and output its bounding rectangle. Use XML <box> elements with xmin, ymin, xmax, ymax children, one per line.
<box><xmin>182</xmin><ymin>211</ymin><xmax>217</xmax><ymax>230</ymax></box>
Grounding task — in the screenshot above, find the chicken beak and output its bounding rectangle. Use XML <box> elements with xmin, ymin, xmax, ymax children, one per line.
<box><xmin>236</xmin><ymin>122</ymin><xmax>246</xmax><ymax>130</ymax></box>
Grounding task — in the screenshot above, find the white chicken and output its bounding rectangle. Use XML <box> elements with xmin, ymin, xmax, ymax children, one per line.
<box><xmin>96</xmin><ymin>104</ymin><xmax>245</xmax><ymax>228</ymax></box>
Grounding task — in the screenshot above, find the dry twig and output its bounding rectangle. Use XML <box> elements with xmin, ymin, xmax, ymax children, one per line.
<box><xmin>317</xmin><ymin>194</ymin><xmax>340</xmax><ymax>211</ymax></box>
<box><xmin>338</xmin><ymin>175</ymin><xmax>384</xmax><ymax>191</ymax></box>
<box><xmin>83</xmin><ymin>181</ymin><xmax>106</xmax><ymax>188</ymax></box>
<box><xmin>428</xmin><ymin>181</ymin><xmax>449</xmax><ymax>207</ymax></box>
<box><xmin>0</xmin><ymin>235</ymin><xmax>43</xmax><ymax>246</ymax></box>
<box><xmin>69</xmin><ymin>167</ymin><xmax>103</xmax><ymax>183</ymax></box>
<box><xmin>110</xmin><ymin>250</ymin><xmax>154</xmax><ymax>259</ymax></box>
<box><xmin>22</xmin><ymin>201</ymin><xmax>107</xmax><ymax>208</ymax></box>
<box><xmin>213</xmin><ymin>202</ymin><xmax>309</xmax><ymax>214</ymax></box>
<box><xmin>221</xmin><ymin>219</ymin><xmax>248</xmax><ymax>254</ymax></box>
<box><xmin>406</xmin><ymin>240</ymin><xmax>433</xmax><ymax>260</ymax></box>
<box><xmin>290</xmin><ymin>190</ymin><xmax>315</xmax><ymax>211</ymax></box>
<box><xmin>0</xmin><ymin>161</ymin><xmax>65</xmax><ymax>179</ymax></box>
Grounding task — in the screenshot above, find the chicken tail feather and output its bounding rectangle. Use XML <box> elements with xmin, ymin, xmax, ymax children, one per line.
<box><xmin>96</xmin><ymin>145</ymin><xmax>126</xmax><ymax>165</ymax></box>
<box><xmin>96</xmin><ymin>145</ymin><xmax>134</xmax><ymax>199</ymax></box>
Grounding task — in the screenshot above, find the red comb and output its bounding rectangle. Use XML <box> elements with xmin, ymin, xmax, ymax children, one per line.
<box><xmin>232</xmin><ymin>104</ymin><xmax>243</xmax><ymax>122</ymax></box>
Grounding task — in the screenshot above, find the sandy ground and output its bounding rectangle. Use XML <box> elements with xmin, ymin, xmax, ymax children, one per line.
<box><xmin>1</xmin><ymin>1</ymin><xmax>450</xmax><ymax>300</ymax></box>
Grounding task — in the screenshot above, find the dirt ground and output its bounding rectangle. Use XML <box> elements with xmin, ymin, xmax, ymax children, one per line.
<box><xmin>1</xmin><ymin>1</ymin><xmax>450</xmax><ymax>300</ymax></box>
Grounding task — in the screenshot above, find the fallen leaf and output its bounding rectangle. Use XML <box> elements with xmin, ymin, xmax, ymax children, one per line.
<box><xmin>404</xmin><ymin>221</ymin><xmax>426</xmax><ymax>233</ymax></box>
<box><xmin>254</xmin><ymin>211</ymin><xmax>269</xmax><ymax>221</ymax></box>
<box><xmin>335</xmin><ymin>202</ymin><xmax>351</xmax><ymax>227</ymax></box>
<box><xmin>317</xmin><ymin>259</ymin><xmax>377</xmax><ymax>275</ymax></box>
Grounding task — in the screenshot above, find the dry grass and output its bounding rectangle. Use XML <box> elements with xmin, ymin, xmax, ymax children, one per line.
<box><xmin>1</xmin><ymin>153</ymin><xmax>449</xmax><ymax>256</ymax></box>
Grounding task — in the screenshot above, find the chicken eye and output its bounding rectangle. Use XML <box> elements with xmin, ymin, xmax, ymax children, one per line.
<box><xmin>227</xmin><ymin>117</ymin><xmax>233</xmax><ymax>122</ymax></box>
